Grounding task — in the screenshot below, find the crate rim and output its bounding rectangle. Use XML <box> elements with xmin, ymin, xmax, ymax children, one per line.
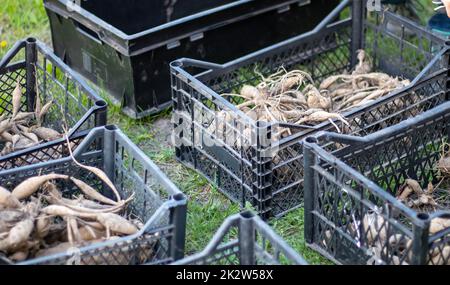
<box><xmin>0</xmin><ymin>129</ymin><xmax>88</xmax><ymax>165</ymax></box>
<box><xmin>170</xmin><ymin>0</ymin><xmax>448</xmax><ymax>147</ymax></box>
<box><xmin>0</xmin><ymin>125</ymin><xmax>184</xmax><ymax>196</ymax></box>
<box><xmin>303</xmin><ymin>101</ymin><xmax>450</xmax><ymax>227</ymax></box>
<box><xmin>44</xmin><ymin>0</ymin><xmax>313</xmax><ymax>57</ymax></box>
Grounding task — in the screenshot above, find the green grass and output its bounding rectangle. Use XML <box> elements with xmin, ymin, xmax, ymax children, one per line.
<box><xmin>104</xmin><ymin>100</ymin><xmax>245</xmax><ymax>255</ymax></box>
<box><xmin>0</xmin><ymin>0</ymin><xmax>434</xmax><ymax>265</ymax></box>
<box><xmin>271</xmin><ymin>208</ymin><xmax>332</xmax><ymax>265</ymax></box>
<box><xmin>0</xmin><ymin>0</ymin><xmax>49</xmax><ymax>57</ymax></box>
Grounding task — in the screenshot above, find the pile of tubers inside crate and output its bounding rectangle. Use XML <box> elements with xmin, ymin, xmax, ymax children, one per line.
<box><xmin>350</xmin><ymin>146</ymin><xmax>450</xmax><ymax>265</ymax></box>
<box><xmin>0</xmin><ymin>150</ymin><xmax>143</xmax><ymax>264</ymax></box>
<box><xmin>0</xmin><ymin>81</ymin><xmax>63</xmax><ymax>156</ymax></box>
<box><xmin>216</xmin><ymin>50</ymin><xmax>409</xmax><ymax>139</ymax></box>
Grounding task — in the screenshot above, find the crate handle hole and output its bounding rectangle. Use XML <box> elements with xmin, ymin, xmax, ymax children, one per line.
<box><xmin>105</xmin><ymin>125</ymin><xmax>118</xmax><ymax>131</ymax></box>
<box><xmin>173</xmin><ymin>193</ymin><xmax>185</xmax><ymax>202</ymax></box>
<box><xmin>417</xmin><ymin>213</ymin><xmax>429</xmax><ymax>221</ymax></box>
<box><xmin>305</xmin><ymin>137</ymin><xmax>318</xmax><ymax>144</ymax></box>
<box><xmin>256</xmin><ymin>121</ymin><xmax>269</xmax><ymax>128</ymax></box>
<box><xmin>170</xmin><ymin>61</ymin><xmax>183</xmax><ymax>68</ymax></box>
<box><xmin>95</xmin><ymin>100</ymin><xmax>107</xmax><ymax>108</ymax></box>
<box><xmin>240</xmin><ymin>211</ymin><xmax>255</xmax><ymax>219</ymax></box>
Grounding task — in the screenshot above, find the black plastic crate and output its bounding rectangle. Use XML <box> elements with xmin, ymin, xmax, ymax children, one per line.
<box><xmin>171</xmin><ymin>0</ymin><xmax>448</xmax><ymax>219</ymax></box>
<box><xmin>0</xmin><ymin>125</ymin><xmax>187</xmax><ymax>265</ymax></box>
<box><xmin>0</xmin><ymin>38</ymin><xmax>107</xmax><ymax>160</ymax></box>
<box><xmin>172</xmin><ymin>211</ymin><xmax>307</xmax><ymax>265</ymax></box>
<box><xmin>303</xmin><ymin>101</ymin><xmax>450</xmax><ymax>265</ymax></box>
<box><xmin>44</xmin><ymin>0</ymin><xmax>339</xmax><ymax>118</ymax></box>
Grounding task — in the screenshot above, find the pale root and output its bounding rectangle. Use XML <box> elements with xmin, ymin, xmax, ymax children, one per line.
<box><xmin>6</xmin><ymin>218</ymin><xmax>34</xmax><ymax>251</ymax></box>
<box><xmin>0</xmin><ymin>186</ymin><xmax>21</xmax><ymax>208</ymax></box>
<box><xmin>70</xmin><ymin>177</ymin><xmax>118</xmax><ymax>206</ymax></box>
<box><xmin>12</xmin><ymin>81</ymin><xmax>22</xmax><ymax>119</ymax></box>
<box><xmin>32</xmin><ymin>127</ymin><xmax>61</xmax><ymax>141</ymax></box>
<box><xmin>12</xmin><ymin>174</ymin><xmax>69</xmax><ymax>200</ymax></box>
<box><xmin>96</xmin><ymin>213</ymin><xmax>139</xmax><ymax>236</ymax></box>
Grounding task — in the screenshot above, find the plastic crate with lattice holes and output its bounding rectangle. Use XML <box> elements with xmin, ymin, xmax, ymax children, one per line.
<box><xmin>171</xmin><ymin>0</ymin><xmax>448</xmax><ymax>219</ymax></box>
<box><xmin>0</xmin><ymin>125</ymin><xmax>186</xmax><ymax>265</ymax></box>
<box><xmin>303</xmin><ymin>101</ymin><xmax>450</xmax><ymax>265</ymax></box>
<box><xmin>172</xmin><ymin>211</ymin><xmax>307</xmax><ymax>265</ymax></box>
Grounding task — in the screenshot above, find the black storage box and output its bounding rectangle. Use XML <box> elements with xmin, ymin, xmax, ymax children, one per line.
<box><xmin>44</xmin><ymin>0</ymin><xmax>339</xmax><ymax>118</ymax></box>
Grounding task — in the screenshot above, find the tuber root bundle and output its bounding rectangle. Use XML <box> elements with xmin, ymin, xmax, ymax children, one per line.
<box><xmin>0</xmin><ymin>81</ymin><xmax>63</xmax><ymax>156</ymax></box>
<box><xmin>214</xmin><ymin>50</ymin><xmax>409</xmax><ymax>140</ymax></box>
<box><xmin>0</xmin><ymin>167</ymin><xmax>144</xmax><ymax>264</ymax></box>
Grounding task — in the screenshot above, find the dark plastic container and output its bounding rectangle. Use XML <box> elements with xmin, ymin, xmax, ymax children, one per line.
<box><xmin>44</xmin><ymin>0</ymin><xmax>339</xmax><ymax>118</ymax></box>
<box><xmin>171</xmin><ymin>0</ymin><xmax>447</xmax><ymax>219</ymax></box>
<box><xmin>0</xmin><ymin>38</ymin><xmax>107</xmax><ymax>160</ymax></box>
<box><xmin>0</xmin><ymin>126</ymin><xmax>187</xmax><ymax>265</ymax></box>
<box><xmin>303</xmin><ymin>101</ymin><xmax>450</xmax><ymax>265</ymax></box>
<box><xmin>172</xmin><ymin>211</ymin><xmax>307</xmax><ymax>265</ymax></box>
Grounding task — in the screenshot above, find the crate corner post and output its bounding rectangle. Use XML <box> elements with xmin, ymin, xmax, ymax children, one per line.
<box><xmin>411</xmin><ymin>213</ymin><xmax>431</xmax><ymax>265</ymax></box>
<box><xmin>351</xmin><ymin>0</ymin><xmax>365</xmax><ymax>68</ymax></box>
<box><xmin>251</xmin><ymin>121</ymin><xmax>274</xmax><ymax>220</ymax></box>
<box><xmin>303</xmin><ymin>138</ymin><xmax>317</xmax><ymax>245</ymax></box>
<box><xmin>238</xmin><ymin>213</ymin><xmax>256</xmax><ymax>265</ymax></box>
<box><xmin>25</xmin><ymin>37</ymin><xmax>38</xmax><ymax>112</ymax></box>
<box><xmin>169</xmin><ymin>194</ymin><xmax>188</xmax><ymax>261</ymax></box>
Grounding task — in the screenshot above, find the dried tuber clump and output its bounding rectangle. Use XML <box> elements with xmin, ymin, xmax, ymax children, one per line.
<box><xmin>216</xmin><ymin>49</ymin><xmax>408</xmax><ymax>142</ymax></box>
<box><xmin>0</xmin><ymin>168</ymin><xmax>144</xmax><ymax>264</ymax></box>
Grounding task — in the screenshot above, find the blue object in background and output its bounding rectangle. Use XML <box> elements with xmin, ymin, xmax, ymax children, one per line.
<box><xmin>429</xmin><ymin>13</ymin><xmax>450</xmax><ymax>36</ymax></box>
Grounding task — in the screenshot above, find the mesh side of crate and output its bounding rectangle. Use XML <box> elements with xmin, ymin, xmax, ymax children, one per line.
<box><xmin>33</xmin><ymin>228</ymin><xmax>175</xmax><ymax>265</ymax></box>
<box><xmin>305</xmin><ymin>103</ymin><xmax>450</xmax><ymax>265</ymax></box>
<box><xmin>0</xmin><ymin>40</ymin><xmax>105</xmax><ymax>167</ymax></box>
<box><xmin>0</xmin><ymin>133</ymin><xmax>88</xmax><ymax>170</ymax></box>
<box><xmin>427</xmin><ymin>221</ymin><xmax>450</xmax><ymax>265</ymax></box>
<box><xmin>364</xmin><ymin>12</ymin><xmax>444</xmax><ymax>80</ymax></box>
<box><xmin>308</xmin><ymin>153</ymin><xmax>416</xmax><ymax>265</ymax></box>
<box><xmin>0</xmin><ymin>63</ymin><xmax>27</xmax><ymax>115</ymax></box>
<box><xmin>35</xmin><ymin>45</ymin><xmax>99</xmax><ymax>132</ymax></box>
